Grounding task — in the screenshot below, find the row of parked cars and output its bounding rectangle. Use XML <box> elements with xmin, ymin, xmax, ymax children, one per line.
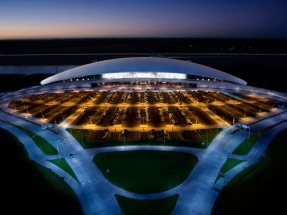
<box><xmin>179</xmin><ymin>90</ymin><xmax>191</xmax><ymax>100</ymax></box>
<box><xmin>96</xmin><ymin>108</ymin><xmax>110</xmax><ymax>125</ymax></box>
<box><xmin>157</xmin><ymin>92</ymin><xmax>166</xmax><ymax>103</ymax></box>
<box><xmin>165</xmin><ymin>107</ymin><xmax>179</xmax><ymax>125</ymax></box>
<box><xmin>136</xmin><ymin>92</ymin><xmax>142</xmax><ymax>103</ymax></box>
<box><xmin>189</xmin><ymin>90</ymin><xmax>213</xmax><ymax>103</ymax></box>
<box><xmin>145</xmin><ymin>107</ymin><xmax>152</xmax><ymax>122</ymax></box>
<box><xmin>107</xmin><ymin>91</ymin><xmax>120</xmax><ymax>104</ymax></box>
<box><xmin>157</xmin><ymin>107</ymin><xmax>165</xmax><ymax>122</ymax></box>
<box><xmin>121</xmin><ymin>92</ymin><xmax>127</xmax><ymax>102</ymax></box>
<box><xmin>101</xmin><ymin>128</ymin><xmax>110</xmax><ymax>140</ymax></box>
<box><xmin>78</xmin><ymin>107</ymin><xmax>89</xmax><ymax>117</ymax></box>
<box><xmin>152</xmin><ymin>92</ymin><xmax>159</xmax><ymax>102</ymax></box>
<box><xmin>110</xmin><ymin>108</ymin><xmax>121</xmax><ymax>125</ymax></box>
<box><xmin>126</xmin><ymin>92</ymin><xmax>132</xmax><ymax>100</ymax></box>
<box><xmin>123</xmin><ymin>107</ymin><xmax>129</xmax><ymax>120</ymax></box>
<box><xmin>143</xmin><ymin>92</ymin><xmax>149</xmax><ymax>103</ymax></box>
<box><xmin>161</xmin><ymin>129</ymin><xmax>170</xmax><ymax>139</ymax></box>
<box><xmin>149</xmin><ymin>129</ymin><xmax>169</xmax><ymax>139</ymax></box>
<box><xmin>177</xmin><ymin>107</ymin><xmax>192</xmax><ymax>125</ymax></box>
<box><xmin>135</xmin><ymin>108</ymin><xmax>141</xmax><ymax>120</ymax></box>
<box><xmin>166</xmin><ymin>91</ymin><xmax>179</xmax><ymax>103</ymax></box>
<box><xmin>121</xmin><ymin>129</ymin><xmax>128</xmax><ymax>137</ymax></box>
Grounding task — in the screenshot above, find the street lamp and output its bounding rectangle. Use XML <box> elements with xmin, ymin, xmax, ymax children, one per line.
<box><xmin>40</xmin><ymin>111</ymin><xmax>44</xmax><ymax>119</ymax></box>
<box><xmin>226</xmin><ymin>112</ymin><xmax>229</xmax><ymax>124</ymax></box>
<box><xmin>61</xmin><ymin>114</ymin><xmax>65</xmax><ymax>122</ymax></box>
<box><xmin>56</xmin><ymin>145</ymin><xmax>60</xmax><ymax>159</ymax></box>
<box><xmin>225</xmin><ymin>158</ymin><xmax>229</xmax><ymax>185</ymax></box>
<box><xmin>78</xmin><ymin>130</ymin><xmax>84</xmax><ymax>147</ymax></box>
<box><xmin>58</xmin><ymin>139</ymin><xmax>66</xmax><ymax>158</ymax></box>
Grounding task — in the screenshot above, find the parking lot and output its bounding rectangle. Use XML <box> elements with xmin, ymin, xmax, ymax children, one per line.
<box><xmin>8</xmin><ymin>89</ymin><xmax>277</xmax><ymax>135</ymax></box>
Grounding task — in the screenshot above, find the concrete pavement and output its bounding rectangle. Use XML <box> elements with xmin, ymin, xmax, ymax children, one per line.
<box><xmin>1</xmin><ymin>87</ymin><xmax>287</xmax><ymax>215</ymax></box>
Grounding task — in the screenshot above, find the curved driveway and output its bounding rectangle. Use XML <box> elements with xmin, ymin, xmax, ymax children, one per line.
<box><xmin>1</xmin><ymin>89</ymin><xmax>287</xmax><ymax>215</ymax></box>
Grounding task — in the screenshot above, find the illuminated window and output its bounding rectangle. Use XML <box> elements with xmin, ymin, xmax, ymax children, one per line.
<box><xmin>102</xmin><ymin>72</ymin><xmax>186</xmax><ymax>79</ymax></box>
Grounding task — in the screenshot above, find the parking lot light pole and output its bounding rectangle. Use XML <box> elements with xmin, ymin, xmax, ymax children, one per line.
<box><xmin>40</xmin><ymin>111</ymin><xmax>44</xmax><ymax>119</ymax></box>
<box><xmin>78</xmin><ymin>130</ymin><xmax>84</xmax><ymax>147</ymax></box>
<box><xmin>226</xmin><ymin>112</ymin><xmax>230</xmax><ymax>125</ymax></box>
<box><xmin>61</xmin><ymin>114</ymin><xmax>65</xmax><ymax>121</ymax></box>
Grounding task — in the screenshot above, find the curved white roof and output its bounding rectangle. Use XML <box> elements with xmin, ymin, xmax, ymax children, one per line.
<box><xmin>41</xmin><ymin>57</ymin><xmax>247</xmax><ymax>85</ymax></box>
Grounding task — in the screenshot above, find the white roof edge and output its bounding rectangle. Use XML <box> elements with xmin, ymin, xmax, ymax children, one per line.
<box><xmin>41</xmin><ymin>57</ymin><xmax>247</xmax><ymax>85</ymax></box>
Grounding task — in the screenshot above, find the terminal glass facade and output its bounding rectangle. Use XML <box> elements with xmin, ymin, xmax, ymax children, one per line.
<box><xmin>102</xmin><ymin>72</ymin><xmax>186</xmax><ymax>79</ymax></box>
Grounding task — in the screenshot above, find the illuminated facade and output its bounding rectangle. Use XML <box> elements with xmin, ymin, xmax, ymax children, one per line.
<box><xmin>102</xmin><ymin>72</ymin><xmax>186</xmax><ymax>79</ymax></box>
<box><xmin>41</xmin><ymin>57</ymin><xmax>247</xmax><ymax>85</ymax></box>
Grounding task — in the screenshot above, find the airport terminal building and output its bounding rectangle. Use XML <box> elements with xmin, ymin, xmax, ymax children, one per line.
<box><xmin>40</xmin><ymin>57</ymin><xmax>247</xmax><ymax>87</ymax></box>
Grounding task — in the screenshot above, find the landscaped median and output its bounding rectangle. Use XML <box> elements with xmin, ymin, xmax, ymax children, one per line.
<box><xmin>93</xmin><ymin>150</ymin><xmax>198</xmax><ymax>193</ymax></box>
<box><xmin>67</xmin><ymin>127</ymin><xmax>222</xmax><ymax>149</ymax></box>
<box><xmin>214</xmin><ymin>158</ymin><xmax>245</xmax><ymax>184</ymax></box>
<box><xmin>232</xmin><ymin>119</ymin><xmax>287</xmax><ymax>155</ymax></box>
<box><xmin>0</xmin><ymin>119</ymin><xmax>58</xmax><ymax>155</ymax></box>
<box><xmin>115</xmin><ymin>194</ymin><xmax>179</xmax><ymax>215</ymax></box>
<box><xmin>48</xmin><ymin>158</ymin><xmax>80</xmax><ymax>183</ymax></box>
<box><xmin>211</xmin><ymin>127</ymin><xmax>287</xmax><ymax>215</ymax></box>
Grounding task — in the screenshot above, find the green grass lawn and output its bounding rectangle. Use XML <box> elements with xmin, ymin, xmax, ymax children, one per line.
<box><xmin>48</xmin><ymin>158</ymin><xmax>79</xmax><ymax>183</ymax></box>
<box><xmin>0</xmin><ymin>127</ymin><xmax>84</xmax><ymax>215</ymax></box>
<box><xmin>232</xmin><ymin>120</ymin><xmax>287</xmax><ymax>155</ymax></box>
<box><xmin>214</xmin><ymin>158</ymin><xmax>245</xmax><ymax>184</ymax></box>
<box><xmin>115</xmin><ymin>194</ymin><xmax>179</xmax><ymax>215</ymax></box>
<box><xmin>67</xmin><ymin>128</ymin><xmax>222</xmax><ymax>149</ymax></box>
<box><xmin>94</xmin><ymin>150</ymin><xmax>198</xmax><ymax>193</ymax></box>
<box><xmin>0</xmin><ymin>119</ymin><xmax>58</xmax><ymax>155</ymax></box>
<box><xmin>180</xmin><ymin>128</ymin><xmax>223</xmax><ymax>148</ymax></box>
<box><xmin>211</xmin><ymin>127</ymin><xmax>287</xmax><ymax>215</ymax></box>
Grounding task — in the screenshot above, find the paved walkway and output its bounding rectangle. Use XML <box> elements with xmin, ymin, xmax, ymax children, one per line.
<box><xmin>1</xmin><ymin>87</ymin><xmax>287</xmax><ymax>215</ymax></box>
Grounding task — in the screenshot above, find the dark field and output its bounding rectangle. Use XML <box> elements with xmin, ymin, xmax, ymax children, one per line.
<box><xmin>0</xmin><ymin>128</ymin><xmax>84</xmax><ymax>215</ymax></box>
<box><xmin>1</xmin><ymin>38</ymin><xmax>287</xmax><ymax>92</ymax></box>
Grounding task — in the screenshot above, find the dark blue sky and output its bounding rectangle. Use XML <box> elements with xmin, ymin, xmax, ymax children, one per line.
<box><xmin>1</xmin><ymin>0</ymin><xmax>287</xmax><ymax>39</ymax></box>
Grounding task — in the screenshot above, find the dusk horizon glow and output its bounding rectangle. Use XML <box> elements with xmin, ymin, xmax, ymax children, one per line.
<box><xmin>1</xmin><ymin>0</ymin><xmax>287</xmax><ymax>39</ymax></box>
